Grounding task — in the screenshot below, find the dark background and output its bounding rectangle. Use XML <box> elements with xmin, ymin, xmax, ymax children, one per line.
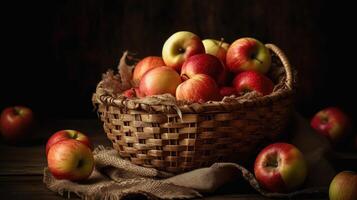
<box><xmin>2</xmin><ymin>0</ymin><xmax>356</xmax><ymax>123</ymax></box>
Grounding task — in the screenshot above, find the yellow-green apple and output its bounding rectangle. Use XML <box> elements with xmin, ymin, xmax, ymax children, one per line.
<box><xmin>46</xmin><ymin>129</ymin><xmax>92</xmax><ymax>155</ymax></box>
<box><xmin>254</xmin><ymin>143</ymin><xmax>307</xmax><ymax>193</ymax></box>
<box><xmin>176</xmin><ymin>74</ymin><xmax>221</xmax><ymax>103</ymax></box>
<box><xmin>226</xmin><ymin>37</ymin><xmax>271</xmax><ymax>74</ymax></box>
<box><xmin>139</xmin><ymin>66</ymin><xmax>182</xmax><ymax>97</ymax></box>
<box><xmin>47</xmin><ymin>139</ymin><xmax>94</xmax><ymax>181</ymax></box>
<box><xmin>219</xmin><ymin>86</ymin><xmax>237</xmax><ymax>97</ymax></box>
<box><xmin>162</xmin><ymin>31</ymin><xmax>205</xmax><ymax>72</ymax></box>
<box><xmin>132</xmin><ymin>56</ymin><xmax>165</xmax><ymax>86</ymax></box>
<box><xmin>0</xmin><ymin>106</ymin><xmax>34</xmax><ymax>142</ymax></box>
<box><xmin>202</xmin><ymin>39</ymin><xmax>229</xmax><ymax>64</ymax></box>
<box><xmin>310</xmin><ymin>107</ymin><xmax>351</xmax><ymax>143</ymax></box>
<box><xmin>233</xmin><ymin>71</ymin><xmax>274</xmax><ymax>96</ymax></box>
<box><xmin>181</xmin><ymin>54</ymin><xmax>225</xmax><ymax>82</ymax></box>
<box><xmin>329</xmin><ymin>171</ymin><xmax>357</xmax><ymax>200</ymax></box>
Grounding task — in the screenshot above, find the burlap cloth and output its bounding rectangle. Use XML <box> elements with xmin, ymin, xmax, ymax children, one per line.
<box><xmin>43</xmin><ymin>114</ymin><xmax>335</xmax><ymax>199</ymax></box>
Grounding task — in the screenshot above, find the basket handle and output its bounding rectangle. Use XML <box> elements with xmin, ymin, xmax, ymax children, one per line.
<box><xmin>265</xmin><ymin>44</ymin><xmax>293</xmax><ymax>89</ymax></box>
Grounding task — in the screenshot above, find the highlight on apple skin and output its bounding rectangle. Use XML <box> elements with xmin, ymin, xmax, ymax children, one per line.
<box><xmin>310</xmin><ymin>107</ymin><xmax>351</xmax><ymax>143</ymax></box>
<box><xmin>176</xmin><ymin>74</ymin><xmax>221</xmax><ymax>103</ymax></box>
<box><xmin>132</xmin><ymin>56</ymin><xmax>166</xmax><ymax>86</ymax></box>
<box><xmin>254</xmin><ymin>143</ymin><xmax>307</xmax><ymax>193</ymax></box>
<box><xmin>181</xmin><ymin>53</ymin><xmax>225</xmax><ymax>82</ymax></box>
<box><xmin>139</xmin><ymin>66</ymin><xmax>182</xmax><ymax>97</ymax></box>
<box><xmin>162</xmin><ymin>31</ymin><xmax>205</xmax><ymax>72</ymax></box>
<box><xmin>232</xmin><ymin>71</ymin><xmax>274</xmax><ymax>96</ymax></box>
<box><xmin>47</xmin><ymin>139</ymin><xmax>94</xmax><ymax>181</ymax></box>
<box><xmin>329</xmin><ymin>171</ymin><xmax>357</xmax><ymax>200</ymax></box>
<box><xmin>0</xmin><ymin>106</ymin><xmax>34</xmax><ymax>142</ymax></box>
<box><xmin>226</xmin><ymin>37</ymin><xmax>271</xmax><ymax>74</ymax></box>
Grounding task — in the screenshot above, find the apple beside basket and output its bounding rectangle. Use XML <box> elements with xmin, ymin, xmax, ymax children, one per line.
<box><xmin>92</xmin><ymin>44</ymin><xmax>295</xmax><ymax>174</ymax></box>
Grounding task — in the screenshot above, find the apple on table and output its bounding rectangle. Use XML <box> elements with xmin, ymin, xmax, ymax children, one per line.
<box><xmin>47</xmin><ymin>139</ymin><xmax>94</xmax><ymax>181</ymax></box>
<box><xmin>310</xmin><ymin>107</ymin><xmax>351</xmax><ymax>143</ymax></box>
<box><xmin>162</xmin><ymin>31</ymin><xmax>205</xmax><ymax>72</ymax></box>
<box><xmin>254</xmin><ymin>143</ymin><xmax>307</xmax><ymax>193</ymax></box>
<box><xmin>226</xmin><ymin>37</ymin><xmax>271</xmax><ymax>74</ymax></box>
<box><xmin>46</xmin><ymin>129</ymin><xmax>93</xmax><ymax>155</ymax></box>
<box><xmin>0</xmin><ymin>106</ymin><xmax>34</xmax><ymax>143</ymax></box>
<box><xmin>329</xmin><ymin>171</ymin><xmax>357</xmax><ymax>200</ymax></box>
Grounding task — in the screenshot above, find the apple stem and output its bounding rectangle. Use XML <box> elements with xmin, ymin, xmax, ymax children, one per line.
<box><xmin>14</xmin><ymin>107</ymin><xmax>22</xmax><ymax>115</ymax></box>
<box><xmin>181</xmin><ymin>74</ymin><xmax>189</xmax><ymax>81</ymax></box>
<box><xmin>255</xmin><ymin>58</ymin><xmax>263</xmax><ymax>64</ymax></box>
<box><xmin>178</xmin><ymin>48</ymin><xmax>185</xmax><ymax>53</ymax></box>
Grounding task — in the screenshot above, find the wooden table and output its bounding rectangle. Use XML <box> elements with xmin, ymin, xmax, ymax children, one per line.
<box><xmin>0</xmin><ymin>118</ymin><xmax>353</xmax><ymax>199</ymax></box>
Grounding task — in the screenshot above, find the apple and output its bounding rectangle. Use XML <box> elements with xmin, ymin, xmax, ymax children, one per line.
<box><xmin>329</xmin><ymin>171</ymin><xmax>357</xmax><ymax>200</ymax></box>
<box><xmin>162</xmin><ymin>31</ymin><xmax>205</xmax><ymax>72</ymax></box>
<box><xmin>219</xmin><ymin>86</ymin><xmax>237</xmax><ymax>97</ymax></box>
<box><xmin>0</xmin><ymin>106</ymin><xmax>34</xmax><ymax>142</ymax></box>
<box><xmin>254</xmin><ymin>143</ymin><xmax>307</xmax><ymax>193</ymax></box>
<box><xmin>132</xmin><ymin>56</ymin><xmax>165</xmax><ymax>86</ymax></box>
<box><xmin>134</xmin><ymin>87</ymin><xmax>145</xmax><ymax>98</ymax></box>
<box><xmin>139</xmin><ymin>66</ymin><xmax>182</xmax><ymax>97</ymax></box>
<box><xmin>46</xmin><ymin>129</ymin><xmax>92</xmax><ymax>155</ymax></box>
<box><xmin>47</xmin><ymin>139</ymin><xmax>94</xmax><ymax>181</ymax></box>
<box><xmin>232</xmin><ymin>71</ymin><xmax>274</xmax><ymax>96</ymax></box>
<box><xmin>226</xmin><ymin>37</ymin><xmax>271</xmax><ymax>74</ymax></box>
<box><xmin>181</xmin><ymin>54</ymin><xmax>225</xmax><ymax>81</ymax></box>
<box><xmin>176</xmin><ymin>74</ymin><xmax>221</xmax><ymax>103</ymax></box>
<box><xmin>122</xmin><ymin>88</ymin><xmax>136</xmax><ymax>98</ymax></box>
<box><xmin>202</xmin><ymin>39</ymin><xmax>229</xmax><ymax>64</ymax></box>
<box><xmin>310</xmin><ymin>107</ymin><xmax>351</xmax><ymax>143</ymax></box>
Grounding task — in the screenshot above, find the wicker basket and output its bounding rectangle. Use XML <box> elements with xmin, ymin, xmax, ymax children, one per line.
<box><xmin>93</xmin><ymin>44</ymin><xmax>295</xmax><ymax>174</ymax></box>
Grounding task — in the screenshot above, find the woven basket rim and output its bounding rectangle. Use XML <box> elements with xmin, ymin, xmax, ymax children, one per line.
<box><xmin>93</xmin><ymin>43</ymin><xmax>295</xmax><ymax>114</ymax></box>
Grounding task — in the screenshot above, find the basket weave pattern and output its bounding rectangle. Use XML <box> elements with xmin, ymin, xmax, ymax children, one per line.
<box><xmin>94</xmin><ymin>44</ymin><xmax>295</xmax><ymax>173</ymax></box>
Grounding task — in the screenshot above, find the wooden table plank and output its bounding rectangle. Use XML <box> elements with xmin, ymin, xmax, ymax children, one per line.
<box><xmin>0</xmin><ymin>175</ymin><xmax>65</xmax><ymax>200</ymax></box>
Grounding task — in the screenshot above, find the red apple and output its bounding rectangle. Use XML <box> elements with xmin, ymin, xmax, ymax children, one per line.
<box><xmin>132</xmin><ymin>56</ymin><xmax>165</xmax><ymax>86</ymax></box>
<box><xmin>46</xmin><ymin>129</ymin><xmax>92</xmax><ymax>155</ymax></box>
<box><xmin>329</xmin><ymin>171</ymin><xmax>357</xmax><ymax>200</ymax></box>
<box><xmin>226</xmin><ymin>37</ymin><xmax>271</xmax><ymax>74</ymax></box>
<box><xmin>162</xmin><ymin>31</ymin><xmax>205</xmax><ymax>72</ymax></box>
<box><xmin>139</xmin><ymin>66</ymin><xmax>182</xmax><ymax>97</ymax></box>
<box><xmin>310</xmin><ymin>107</ymin><xmax>350</xmax><ymax>143</ymax></box>
<box><xmin>219</xmin><ymin>87</ymin><xmax>237</xmax><ymax>97</ymax></box>
<box><xmin>232</xmin><ymin>71</ymin><xmax>274</xmax><ymax>96</ymax></box>
<box><xmin>202</xmin><ymin>39</ymin><xmax>230</xmax><ymax>64</ymax></box>
<box><xmin>181</xmin><ymin>54</ymin><xmax>225</xmax><ymax>81</ymax></box>
<box><xmin>122</xmin><ymin>88</ymin><xmax>136</xmax><ymax>98</ymax></box>
<box><xmin>176</xmin><ymin>74</ymin><xmax>221</xmax><ymax>103</ymax></box>
<box><xmin>134</xmin><ymin>87</ymin><xmax>145</xmax><ymax>98</ymax></box>
<box><xmin>0</xmin><ymin>106</ymin><xmax>34</xmax><ymax>142</ymax></box>
<box><xmin>47</xmin><ymin>139</ymin><xmax>94</xmax><ymax>181</ymax></box>
<box><xmin>254</xmin><ymin>143</ymin><xmax>307</xmax><ymax>193</ymax></box>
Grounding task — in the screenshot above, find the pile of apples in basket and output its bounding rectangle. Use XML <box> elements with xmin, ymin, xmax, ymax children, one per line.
<box><xmin>123</xmin><ymin>31</ymin><xmax>274</xmax><ymax>102</ymax></box>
